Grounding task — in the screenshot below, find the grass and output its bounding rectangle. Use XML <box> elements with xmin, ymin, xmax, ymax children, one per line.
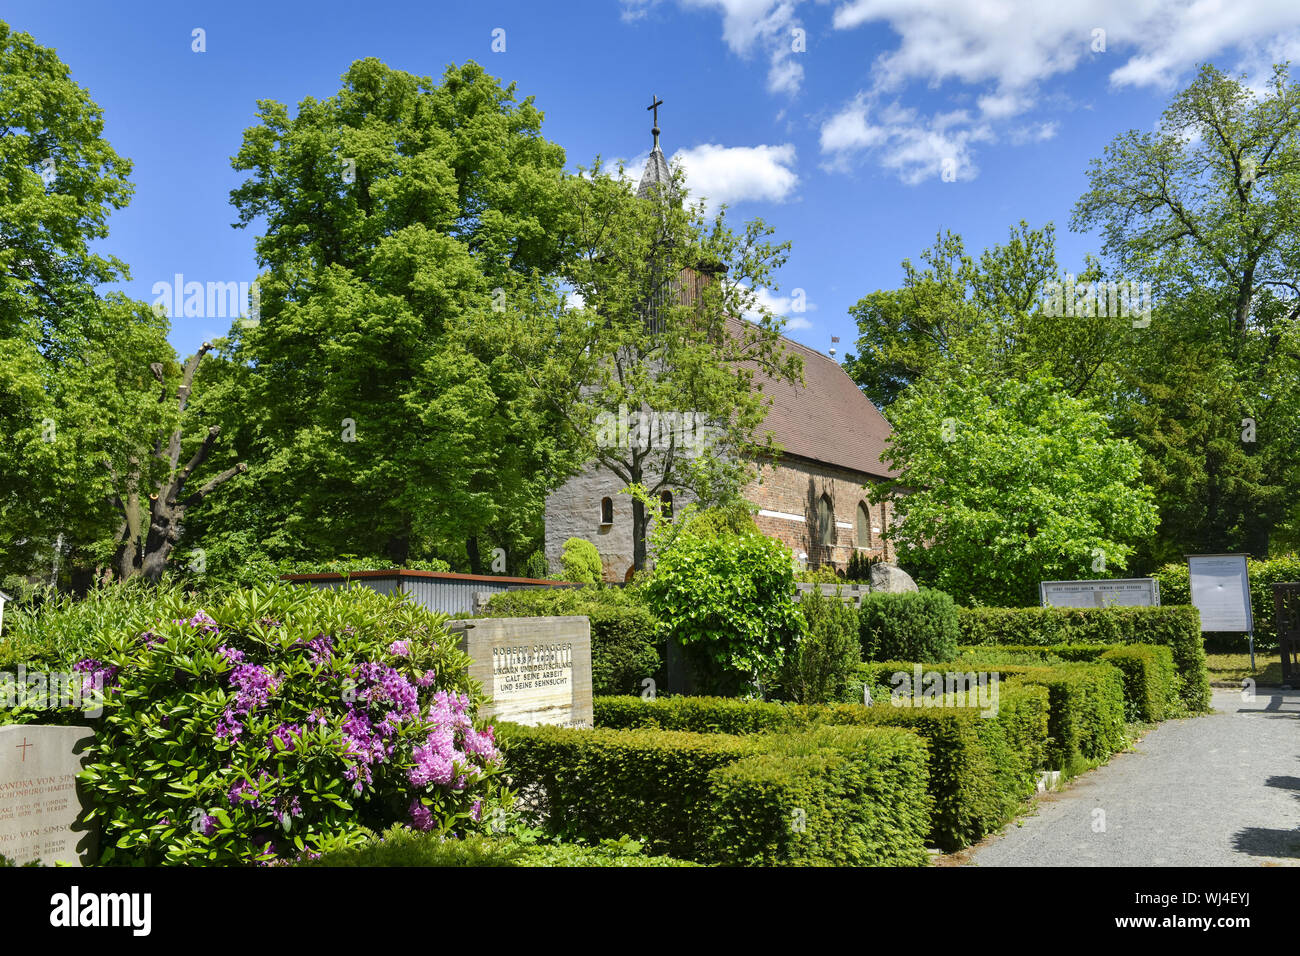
<box><xmin>1205</xmin><ymin>652</ymin><xmax>1285</xmax><ymax>686</ymax></box>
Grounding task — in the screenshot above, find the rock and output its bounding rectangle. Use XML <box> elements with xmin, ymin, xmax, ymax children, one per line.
<box><xmin>870</xmin><ymin>562</ymin><xmax>919</xmax><ymax>594</ymax></box>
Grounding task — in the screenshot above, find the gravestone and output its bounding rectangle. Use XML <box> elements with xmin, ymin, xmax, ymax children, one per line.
<box><xmin>0</xmin><ymin>724</ymin><xmax>93</xmax><ymax>865</ymax></box>
<box><xmin>450</xmin><ymin>616</ymin><xmax>593</xmax><ymax>728</ymax></box>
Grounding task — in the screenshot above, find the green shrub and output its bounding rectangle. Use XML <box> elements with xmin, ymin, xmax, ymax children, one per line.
<box><xmin>860</xmin><ymin>589</ymin><xmax>960</xmax><ymax>662</ymax></box>
<box><xmin>1100</xmin><ymin>644</ymin><xmax>1178</xmax><ymax>722</ymax></box>
<box><xmin>778</xmin><ymin>588</ymin><xmax>861</xmax><ymax>703</ymax></box>
<box><xmin>478</xmin><ymin>587</ymin><xmax>660</xmax><ymax>697</ymax></box>
<box><xmin>705</xmin><ymin>725</ymin><xmax>931</xmax><ymax>866</ymax></box>
<box><xmin>957</xmin><ymin>606</ymin><xmax>1209</xmax><ymax>712</ymax></box>
<box><xmin>521</xmin><ymin>552</ymin><xmax>550</xmax><ymax>580</ymax></box>
<box><xmin>6</xmin><ymin>583</ymin><xmax>506</xmax><ymax>865</ymax></box>
<box><xmin>996</xmin><ymin>683</ymin><xmax>1051</xmax><ymax>773</ymax></box>
<box><xmin>644</xmin><ymin>523</ymin><xmax>802</xmax><ymax>695</ymax></box>
<box><xmin>560</xmin><ymin>538</ymin><xmax>603</xmax><ymax>585</ymax></box>
<box><xmin>498</xmin><ymin>721</ymin><xmax>931</xmax><ymax>865</ymax></box>
<box><xmin>280</xmin><ymin>555</ymin><xmax>452</xmax><ymax>575</ymax></box>
<box><xmin>298</xmin><ymin>827</ymin><xmax>696</xmax><ymax>867</ymax></box>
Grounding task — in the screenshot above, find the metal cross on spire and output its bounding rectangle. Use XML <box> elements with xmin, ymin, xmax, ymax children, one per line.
<box><xmin>648</xmin><ymin>94</ymin><xmax>664</xmax><ymax>150</ymax></box>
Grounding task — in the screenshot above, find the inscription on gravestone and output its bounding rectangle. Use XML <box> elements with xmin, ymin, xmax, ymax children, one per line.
<box><xmin>0</xmin><ymin>724</ymin><xmax>92</xmax><ymax>866</ymax></box>
<box><xmin>452</xmin><ymin>616</ymin><xmax>593</xmax><ymax>728</ymax></box>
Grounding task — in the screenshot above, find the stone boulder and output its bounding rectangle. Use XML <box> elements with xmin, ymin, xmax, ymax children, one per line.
<box><xmin>870</xmin><ymin>562</ymin><xmax>919</xmax><ymax>594</ymax></box>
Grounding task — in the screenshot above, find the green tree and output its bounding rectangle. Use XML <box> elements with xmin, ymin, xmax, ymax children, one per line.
<box><xmin>877</xmin><ymin>373</ymin><xmax>1158</xmax><ymax>606</ymax></box>
<box><xmin>1072</xmin><ymin>63</ymin><xmax>1300</xmax><ymax>557</ymax></box>
<box><xmin>0</xmin><ymin>23</ymin><xmax>223</xmax><ymax>588</ymax></box>
<box><xmin>186</xmin><ymin>58</ymin><xmax>577</xmax><ymax>576</ymax></box>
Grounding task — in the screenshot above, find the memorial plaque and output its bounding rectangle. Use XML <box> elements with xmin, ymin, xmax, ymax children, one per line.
<box><xmin>1039</xmin><ymin>578</ymin><xmax>1160</xmax><ymax>608</ymax></box>
<box><xmin>0</xmin><ymin>724</ymin><xmax>92</xmax><ymax>866</ymax></box>
<box><xmin>452</xmin><ymin>616</ymin><xmax>593</xmax><ymax>727</ymax></box>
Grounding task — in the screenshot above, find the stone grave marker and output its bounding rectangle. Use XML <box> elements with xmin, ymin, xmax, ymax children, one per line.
<box><xmin>0</xmin><ymin>724</ymin><xmax>93</xmax><ymax>866</ymax></box>
<box><xmin>450</xmin><ymin>616</ymin><xmax>593</xmax><ymax>728</ymax></box>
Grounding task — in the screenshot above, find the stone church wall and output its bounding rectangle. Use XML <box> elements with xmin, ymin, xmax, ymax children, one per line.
<box><xmin>545</xmin><ymin>453</ymin><xmax>892</xmax><ymax>582</ymax></box>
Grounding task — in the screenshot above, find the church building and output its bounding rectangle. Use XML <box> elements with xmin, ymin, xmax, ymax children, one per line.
<box><xmin>544</xmin><ymin>106</ymin><xmax>899</xmax><ymax>582</ymax></box>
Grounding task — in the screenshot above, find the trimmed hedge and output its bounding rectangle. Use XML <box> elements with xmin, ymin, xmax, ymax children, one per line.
<box><xmin>706</xmin><ymin>725</ymin><xmax>932</xmax><ymax>866</ymax></box>
<box><xmin>477</xmin><ymin>588</ymin><xmax>661</xmax><ymax>697</ymax></box>
<box><xmin>595</xmin><ymin>692</ymin><xmax>1039</xmax><ymax>852</ymax></box>
<box><xmin>860</xmin><ymin>589</ymin><xmax>960</xmax><ymax>662</ymax></box>
<box><xmin>299</xmin><ymin>830</ymin><xmax>698</xmax><ymax>867</ymax></box>
<box><xmin>498</xmin><ymin>721</ymin><xmax>931</xmax><ymax>865</ymax></box>
<box><xmin>957</xmin><ymin>606</ymin><xmax>1209</xmax><ymax>712</ymax></box>
<box><xmin>989</xmin><ymin>663</ymin><xmax>1128</xmax><ymax>772</ymax></box>
<box><xmin>1100</xmin><ymin>644</ymin><xmax>1178</xmax><ymax>722</ymax></box>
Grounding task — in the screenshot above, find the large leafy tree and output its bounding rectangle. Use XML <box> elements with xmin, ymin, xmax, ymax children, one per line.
<box><xmin>1072</xmin><ymin>63</ymin><xmax>1300</xmax><ymax>557</ymax></box>
<box><xmin>187</xmin><ymin>59</ymin><xmax>578</xmax><ymax>575</ymax></box>
<box><xmin>0</xmin><ymin>22</ymin><xmax>211</xmax><ymax>589</ymax></box>
<box><xmin>876</xmin><ymin>373</ymin><xmax>1158</xmax><ymax>606</ymax></box>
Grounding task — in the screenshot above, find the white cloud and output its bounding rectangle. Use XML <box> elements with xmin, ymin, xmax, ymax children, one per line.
<box><xmin>820</xmin><ymin>97</ymin><xmax>992</xmax><ymax>183</ymax></box>
<box><xmin>744</xmin><ymin>284</ymin><xmax>816</xmax><ymax>328</ymax></box>
<box><xmin>625</xmin><ymin>0</ymin><xmax>808</xmax><ymax>94</ymax></box>
<box><xmin>672</xmin><ymin>142</ymin><xmax>799</xmax><ymax>209</ymax></box>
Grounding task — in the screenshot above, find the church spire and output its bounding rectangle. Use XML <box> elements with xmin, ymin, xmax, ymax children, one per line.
<box><xmin>637</xmin><ymin>94</ymin><xmax>672</xmax><ymax>200</ymax></box>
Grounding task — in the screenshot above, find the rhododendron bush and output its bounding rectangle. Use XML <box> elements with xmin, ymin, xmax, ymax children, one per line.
<box><xmin>71</xmin><ymin>583</ymin><xmax>505</xmax><ymax>865</ymax></box>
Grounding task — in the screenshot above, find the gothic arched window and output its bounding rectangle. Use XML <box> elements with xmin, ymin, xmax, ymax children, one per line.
<box><xmin>857</xmin><ymin>501</ymin><xmax>871</xmax><ymax>549</ymax></box>
<box><xmin>600</xmin><ymin>497</ymin><xmax>614</xmax><ymax>525</ymax></box>
<box><xmin>660</xmin><ymin>490</ymin><xmax>674</xmax><ymax>520</ymax></box>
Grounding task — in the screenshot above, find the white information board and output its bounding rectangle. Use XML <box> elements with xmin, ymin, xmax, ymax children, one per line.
<box><xmin>1039</xmin><ymin>578</ymin><xmax>1160</xmax><ymax>609</ymax></box>
<box><xmin>1187</xmin><ymin>554</ymin><xmax>1253</xmax><ymax>633</ymax></box>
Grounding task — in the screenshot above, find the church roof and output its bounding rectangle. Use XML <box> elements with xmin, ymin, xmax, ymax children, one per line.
<box><xmin>636</xmin><ymin>146</ymin><xmax>673</xmax><ymax>200</ymax></box>
<box><xmin>730</xmin><ymin>316</ymin><xmax>899</xmax><ymax>480</ymax></box>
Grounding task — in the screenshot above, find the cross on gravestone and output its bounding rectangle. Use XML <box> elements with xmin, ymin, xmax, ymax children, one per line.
<box><xmin>16</xmin><ymin>737</ymin><xmax>33</xmax><ymax>761</ymax></box>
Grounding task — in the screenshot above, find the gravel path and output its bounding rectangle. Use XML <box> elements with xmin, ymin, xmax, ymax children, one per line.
<box><xmin>967</xmin><ymin>687</ymin><xmax>1300</xmax><ymax>866</ymax></box>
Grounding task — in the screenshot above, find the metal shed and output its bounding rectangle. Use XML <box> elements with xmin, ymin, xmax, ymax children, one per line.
<box><xmin>280</xmin><ymin>569</ymin><xmax>575</xmax><ymax>616</ymax></box>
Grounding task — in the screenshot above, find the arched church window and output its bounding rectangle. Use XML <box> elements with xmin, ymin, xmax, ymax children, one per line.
<box><xmin>600</xmin><ymin>497</ymin><xmax>614</xmax><ymax>525</ymax></box>
<box><xmin>857</xmin><ymin>501</ymin><xmax>870</xmax><ymax>549</ymax></box>
<box><xmin>660</xmin><ymin>490</ymin><xmax>674</xmax><ymax>520</ymax></box>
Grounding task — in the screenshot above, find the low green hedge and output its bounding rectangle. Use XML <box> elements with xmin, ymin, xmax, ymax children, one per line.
<box><xmin>298</xmin><ymin>829</ymin><xmax>698</xmax><ymax>867</ymax></box>
<box><xmin>1100</xmin><ymin>644</ymin><xmax>1178</xmax><ymax>722</ymax></box>
<box><xmin>706</xmin><ymin>725</ymin><xmax>932</xmax><ymax>866</ymax></box>
<box><xmin>957</xmin><ymin>606</ymin><xmax>1209</xmax><ymax>712</ymax></box>
<box><xmin>498</xmin><ymin>721</ymin><xmax>931</xmax><ymax>865</ymax></box>
<box><xmin>477</xmin><ymin>587</ymin><xmax>661</xmax><ymax>697</ymax></box>
<box><xmin>990</xmin><ymin>663</ymin><xmax>1128</xmax><ymax>772</ymax></box>
<box><xmin>595</xmin><ymin>692</ymin><xmax>1040</xmax><ymax>852</ymax></box>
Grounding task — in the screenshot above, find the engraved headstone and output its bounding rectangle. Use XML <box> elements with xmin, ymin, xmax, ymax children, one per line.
<box><xmin>0</xmin><ymin>724</ymin><xmax>93</xmax><ymax>866</ymax></box>
<box><xmin>451</xmin><ymin>616</ymin><xmax>593</xmax><ymax>728</ymax></box>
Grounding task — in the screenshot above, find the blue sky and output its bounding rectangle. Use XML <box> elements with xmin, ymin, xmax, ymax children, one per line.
<box><xmin>8</xmin><ymin>0</ymin><xmax>1300</xmax><ymax>359</ymax></box>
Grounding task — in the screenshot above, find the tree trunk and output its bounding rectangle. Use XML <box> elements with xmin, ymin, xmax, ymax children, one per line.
<box><xmin>632</xmin><ymin>497</ymin><xmax>647</xmax><ymax>571</ymax></box>
<box><xmin>467</xmin><ymin>536</ymin><xmax>482</xmax><ymax>575</ymax></box>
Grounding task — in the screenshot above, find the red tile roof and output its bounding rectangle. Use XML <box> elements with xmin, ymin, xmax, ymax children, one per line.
<box><xmin>730</xmin><ymin>317</ymin><xmax>898</xmax><ymax>479</ymax></box>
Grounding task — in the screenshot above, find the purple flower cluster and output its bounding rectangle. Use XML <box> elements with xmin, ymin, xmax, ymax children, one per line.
<box><xmin>72</xmin><ymin>658</ymin><xmax>119</xmax><ymax>698</ymax></box>
<box><xmin>267</xmin><ymin>722</ymin><xmax>302</xmax><ymax>754</ymax></box>
<box><xmin>177</xmin><ymin>610</ymin><xmax>221</xmax><ymax>635</ymax></box>
<box><xmin>215</xmin><ymin>664</ymin><xmax>280</xmax><ymax>741</ymax></box>
<box><xmin>408</xmin><ymin>691</ymin><xmax>499</xmax><ymax>791</ymax></box>
<box><xmin>217</xmin><ymin>646</ymin><xmax>244</xmax><ymax>665</ymax></box>
<box><xmin>388</xmin><ymin>640</ymin><xmax>410</xmax><ymax>658</ymax></box>
<box><xmin>409</xmin><ymin>799</ymin><xmax>434</xmax><ymax>832</ymax></box>
<box><xmin>299</xmin><ymin>633</ymin><xmax>334</xmax><ymax>667</ymax></box>
<box><xmin>339</xmin><ymin>662</ymin><xmax>424</xmax><ymax>794</ymax></box>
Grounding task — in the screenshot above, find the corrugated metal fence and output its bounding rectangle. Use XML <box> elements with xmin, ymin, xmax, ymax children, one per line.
<box><xmin>281</xmin><ymin>569</ymin><xmax>576</xmax><ymax>616</ymax></box>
